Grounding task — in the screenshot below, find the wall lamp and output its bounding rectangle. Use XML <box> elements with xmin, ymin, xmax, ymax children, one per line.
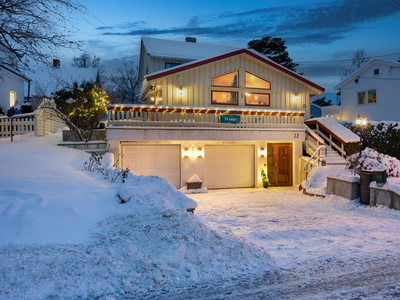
<box><xmin>197</xmin><ymin>148</ymin><xmax>204</xmax><ymax>158</ymax></box>
<box><xmin>179</xmin><ymin>87</ymin><xmax>183</xmax><ymax>96</ymax></box>
<box><xmin>183</xmin><ymin>148</ymin><xmax>189</xmax><ymax>158</ymax></box>
<box><xmin>295</xmin><ymin>93</ymin><xmax>300</xmax><ymax>101</ymax></box>
<box><xmin>260</xmin><ymin>147</ymin><xmax>266</xmax><ymax>157</ymax></box>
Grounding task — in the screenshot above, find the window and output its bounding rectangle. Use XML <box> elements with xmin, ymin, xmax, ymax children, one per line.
<box><xmin>368</xmin><ymin>90</ymin><xmax>376</xmax><ymax>103</ymax></box>
<box><xmin>211</xmin><ymin>91</ymin><xmax>238</xmax><ymax>105</ymax></box>
<box><xmin>358</xmin><ymin>89</ymin><xmax>376</xmax><ymax>105</ymax></box>
<box><xmin>245</xmin><ymin>92</ymin><xmax>270</xmax><ymax>106</ymax></box>
<box><xmin>374</xmin><ymin>69</ymin><xmax>379</xmax><ymax>75</ymax></box>
<box><xmin>165</xmin><ymin>62</ymin><xmax>181</xmax><ymax>69</ymax></box>
<box><xmin>10</xmin><ymin>91</ymin><xmax>16</xmax><ymax>107</ymax></box>
<box><xmin>358</xmin><ymin>92</ymin><xmax>365</xmax><ymax>105</ymax></box>
<box><xmin>211</xmin><ymin>71</ymin><xmax>238</xmax><ymax>87</ymax></box>
<box><xmin>245</xmin><ymin>72</ymin><xmax>271</xmax><ymax>89</ymax></box>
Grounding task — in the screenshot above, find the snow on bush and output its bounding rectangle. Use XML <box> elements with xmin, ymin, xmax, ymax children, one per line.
<box><xmin>0</xmin><ymin>176</ymin><xmax>274</xmax><ymax>299</ymax></box>
<box><xmin>346</xmin><ymin>147</ymin><xmax>400</xmax><ymax>177</ymax></box>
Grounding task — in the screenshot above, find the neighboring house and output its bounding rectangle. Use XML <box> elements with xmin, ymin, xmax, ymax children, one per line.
<box><xmin>0</xmin><ymin>64</ymin><xmax>31</xmax><ymax>114</ymax></box>
<box><xmin>107</xmin><ymin>40</ymin><xmax>324</xmax><ymax>190</ymax></box>
<box><xmin>334</xmin><ymin>59</ymin><xmax>400</xmax><ymax>122</ymax></box>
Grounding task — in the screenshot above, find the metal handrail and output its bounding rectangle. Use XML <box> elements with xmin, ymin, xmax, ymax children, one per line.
<box><xmin>304</xmin><ymin>145</ymin><xmax>328</xmax><ymax>181</ymax></box>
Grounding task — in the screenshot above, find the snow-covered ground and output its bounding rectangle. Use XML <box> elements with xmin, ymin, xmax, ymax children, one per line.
<box><xmin>2</xmin><ymin>132</ymin><xmax>400</xmax><ymax>299</ymax></box>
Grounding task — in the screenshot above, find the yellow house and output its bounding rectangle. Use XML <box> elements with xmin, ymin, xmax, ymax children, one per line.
<box><xmin>107</xmin><ymin>42</ymin><xmax>324</xmax><ymax>190</ymax></box>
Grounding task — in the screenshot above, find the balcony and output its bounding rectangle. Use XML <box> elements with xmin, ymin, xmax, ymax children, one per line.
<box><xmin>107</xmin><ymin>104</ymin><xmax>305</xmax><ymax>129</ymax></box>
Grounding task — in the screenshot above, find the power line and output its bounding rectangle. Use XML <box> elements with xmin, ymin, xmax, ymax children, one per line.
<box><xmin>380</xmin><ymin>0</ymin><xmax>400</xmax><ymax>10</ymax></box>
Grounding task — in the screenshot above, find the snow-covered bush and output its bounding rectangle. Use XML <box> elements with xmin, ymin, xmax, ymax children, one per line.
<box><xmin>84</xmin><ymin>152</ymin><xmax>132</xmax><ymax>183</ymax></box>
<box><xmin>346</xmin><ymin>147</ymin><xmax>400</xmax><ymax>177</ymax></box>
<box><xmin>341</xmin><ymin>121</ymin><xmax>400</xmax><ymax>159</ymax></box>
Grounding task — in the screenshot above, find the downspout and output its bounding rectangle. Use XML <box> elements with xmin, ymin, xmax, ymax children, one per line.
<box><xmin>27</xmin><ymin>79</ymin><xmax>31</xmax><ymax>103</ymax></box>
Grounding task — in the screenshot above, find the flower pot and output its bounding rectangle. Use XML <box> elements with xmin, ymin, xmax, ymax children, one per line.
<box><xmin>263</xmin><ymin>181</ymin><xmax>269</xmax><ymax>188</ymax></box>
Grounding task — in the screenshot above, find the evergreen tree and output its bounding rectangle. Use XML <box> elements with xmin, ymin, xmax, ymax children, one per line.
<box><xmin>248</xmin><ymin>36</ymin><xmax>299</xmax><ymax>72</ymax></box>
<box><xmin>312</xmin><ymin>96</ymin><xmax>332</xmax><ymax>107</ymax></box>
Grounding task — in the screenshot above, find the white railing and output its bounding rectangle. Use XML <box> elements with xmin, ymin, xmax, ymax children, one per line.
<box><xmin>304</xmin><ymin>145</ymin><xmax>328</xmax><ymax>181</ymax></box>
<box><xmin>305</xmin><ymin>126</ymin><xmax>325</xmax><ymax>156</ymax></box>
<box><xmin>321</xmin><ymin>105</ymin><xmax>341</xmax><ymax>118</ymax></box>
<box><xmin>107</xmin><ymin>104</ymin><xmax>305</xmax><ymax>129</ymax></box>
<box><xmin>0</xmin><ymin>113</ymin><xmax>35</xmax><ymax>138</ymax></box>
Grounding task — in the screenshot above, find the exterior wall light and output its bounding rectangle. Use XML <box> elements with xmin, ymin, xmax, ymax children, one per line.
<box><xmin>179</xmin><ymin>87</ymin><xmax>183</xmax><ymax>96</ymax></box>
<box><xmin>183</xmin><ymin>148</ymin><xmax>189</xmax><ymax>158</ymax></box>
<box><xmin>260</xmin><ymin>147</ymin><xmax>266</xmax><ymax>157</ymax></box>
<box><xmin>197</xmin><ymin>148</ymin><xmax>204</xmax><ymax>158</ymax></box>
<box><xmin>295</xmin><ymin>93</ymin><xmax>300</xmax><ymax>101</ymax></box>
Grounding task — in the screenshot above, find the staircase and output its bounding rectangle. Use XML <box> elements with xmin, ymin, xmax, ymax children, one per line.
<box><xmin>306</xmin><ymin>137</ymin><xmax>346</xmax><ymax>166</ymax></box>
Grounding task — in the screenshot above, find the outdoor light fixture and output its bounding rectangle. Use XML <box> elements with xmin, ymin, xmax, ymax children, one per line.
<box><xmin>183</xmin><ymin>148</ymin><xmax>189</xmax><ymax>158</ymax></box>
<box><xmin>356</xmin><ymin>114</ymin><xmax>368</xmax><ymax>159</ymax></box>
<box><xmin>260</xmin><ymin>147</ymin><xmax>266</xmax><ymax>157</ymax></box>
<box><xmin>179</xmin><ymin>87</ymin><xmax>183</xmax><ymax>96</ymax></box>
<box><xmin>197</xmin><ymin>148</ymin><xmax>204</xmax><ymax>158</ymax></box>
<box><xmin>295</xmin><ymin>93</ymin><xmax>300</xmax><ymax>101</ymax></box>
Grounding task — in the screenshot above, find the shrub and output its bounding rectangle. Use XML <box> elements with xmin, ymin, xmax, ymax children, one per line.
<box><xmin>84</xmin><ymin>152</ymin><xmax>131</xmax><ymax>183</ymax></box>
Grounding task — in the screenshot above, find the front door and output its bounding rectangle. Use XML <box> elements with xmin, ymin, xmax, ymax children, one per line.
<box><xmin>267</xmin><ymin>143</ymin><xmax>293</xmax><ymax>186</ymax></box>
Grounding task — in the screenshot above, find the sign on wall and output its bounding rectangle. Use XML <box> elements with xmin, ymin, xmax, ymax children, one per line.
<box><xmin>220</xmin><ymin>114</ymin><xmax>241</xmax><ymax>124</ymax></box>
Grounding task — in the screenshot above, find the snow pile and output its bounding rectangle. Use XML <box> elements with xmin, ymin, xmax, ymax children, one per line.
<box><xmin>326</xmin><ymin>170</ymin><xmax>359</xmax><ymax>183</ymax></box>
<box><xmin>346</xmin><ymin>147</ymin><xmax>400</xmax><ymax>177</ymax></box>
<box><xmin>311</xmin><ymin>117</ymin><xmax>360</xmax><ymax>143</ymax></box>
<box><xmin>0</xmin><ymin>134</ymin><xmax>274</xmax><ymax>299</ymax></box>
<box><xmin>179</xmin><ymin>186</ymin><xmax>209</xmax><ymax>194</ymax></box>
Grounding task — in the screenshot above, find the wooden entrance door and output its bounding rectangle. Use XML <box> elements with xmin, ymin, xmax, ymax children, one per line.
<box><xmin>267</xmin><ymin>143</ymin><xmax>293</xmax><ymax>186</ymax></box>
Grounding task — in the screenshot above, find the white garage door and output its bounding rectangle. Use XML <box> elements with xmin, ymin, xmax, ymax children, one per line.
<box><xmin>205</xmin><ymin>145</ymin><xmax>255</xmax><ymax>189</ymax></box>
<box><xmin>121</xmin><ymin>145</ymin><xmax>181</xmax><ymax>188</ymax></box>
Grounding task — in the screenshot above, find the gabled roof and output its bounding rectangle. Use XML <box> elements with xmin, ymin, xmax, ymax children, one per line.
<box><xmin>141</xmin><ymin>36</ymin><xmax>240</xmax><ymax>60</ymax></box>
<box><xmin>0</xmin><ymin>64</ymin><xmax>31</xmax><ymax>82</ymax></box>
<box><xmin>144</xmin><ymin>48</ymin><xmax>325</xmax><ymax>93</ymax></box>
<box><xmin>334</xmin><ymin>59</ymin><xmax>400</xmax><ymax>90</ymax></box>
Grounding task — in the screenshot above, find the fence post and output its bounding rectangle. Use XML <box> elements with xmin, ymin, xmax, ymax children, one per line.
<box><xmin>10</xmin><ymin>117</ymin><xmax>13</xmax><ymax>142</ymax></box>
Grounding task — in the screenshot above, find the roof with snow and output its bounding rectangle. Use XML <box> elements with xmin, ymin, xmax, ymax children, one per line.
<box><xmin>141</xmin><ymin>36</ymin><xmax>240</xmax><ymax>60</ymax></box>
<box><xmin>0</xmin><ymin>64</ymin><xmax>31</xmax><ymax>82</ymax></box>
<box><xmin>144</xmin><ymin>48</ymin><xmax>325</xmax><ymax>93</ymax></box>
<box><xmin>334</xmin><ymin>59</ymin><xmax>400</xmax><ymax>90</ymax></box>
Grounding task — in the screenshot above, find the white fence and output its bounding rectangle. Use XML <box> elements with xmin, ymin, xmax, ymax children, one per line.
<box><xmin>0</xmin><ymin>106</ymin><xmax>65</xmax><ymax>139</ymax></box>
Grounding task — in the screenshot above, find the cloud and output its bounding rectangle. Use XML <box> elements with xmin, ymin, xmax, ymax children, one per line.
<box><xmin>98</xmin><ymin>0</ymin><xmax>399</xmax><ymax>45</ymax></box>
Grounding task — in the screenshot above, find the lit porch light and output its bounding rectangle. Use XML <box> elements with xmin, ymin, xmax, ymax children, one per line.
<box><xmin>183</xmin><ymin>148</ymin><xmax>189</xmax><ymax>158</ymax></box>
<box><xmin>179</xmin><ymin>87</ymin><xmax>183</xmax><ymax>96</ymax></box>
<box><xmin>295</xmin><ymin>93</ymin><xmax>300</xmax><ymax>101</ymax></box>
<box><xmin>260</xmin><ymin>147</ymin><xmax>266</xmax><ymax>158</ymax></box>
<box><xmin>197</xmin><ymin>148</ymin><xmax>204</xmax><ymax>158</ymax></box>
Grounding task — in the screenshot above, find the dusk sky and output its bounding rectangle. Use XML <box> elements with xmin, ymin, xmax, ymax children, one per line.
<box><xmin>61</xmin><ymin>0</ymin><xmax>400</xmax><ymax>98</ymax></box>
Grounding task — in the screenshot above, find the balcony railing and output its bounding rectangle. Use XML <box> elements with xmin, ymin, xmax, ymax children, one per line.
<box><xmin>107</xmin><ymin>104</ymin><xmax>305</xmax><ymax>129</ymax></box>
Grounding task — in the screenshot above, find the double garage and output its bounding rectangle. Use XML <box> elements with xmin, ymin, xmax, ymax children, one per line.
<box><xmin>121</xmin><ymin>144</ymin><xmax>256</xmax><ymax>189</ymax></box>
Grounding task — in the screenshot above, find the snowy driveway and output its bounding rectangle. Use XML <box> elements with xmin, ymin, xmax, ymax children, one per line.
<box><xmin>190</xmin><ymin>187</ymin><xmax>400</xmax><ymax>268</ymax></box>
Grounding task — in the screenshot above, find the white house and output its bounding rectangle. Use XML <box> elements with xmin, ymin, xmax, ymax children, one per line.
<box><xmin>0</xmin><ymin>64</ymin><xmax>31</xmax><ymax>115</ymax></box>
<box><xmin>107</xmin><ymin>40</ymin><xmax>325</xmax><ymax>190</ymax></box>
<box><xmin>334</xmin><ymin>59</ymin><xmax>400</xmax><ymax>122</ymax></box>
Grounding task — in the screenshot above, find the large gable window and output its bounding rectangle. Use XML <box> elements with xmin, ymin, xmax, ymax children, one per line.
<box><xmin>245</xmin><ymin>92</ymin><xmax>270</xmax><ymax>107</ymax></box>
<box><xmin>211</xmin><ymin>91</ymin><xmax>238</xmax><ymax>105</ymax></box>
<box><xmin>245</xmin><ymin>72</ymin><xmax>271</xmax><ymax>89</ymax></box>
<box><xmin>211</xmin><ymin>71</ymin><xmax>238</xmax><ymax>87</ymax></box>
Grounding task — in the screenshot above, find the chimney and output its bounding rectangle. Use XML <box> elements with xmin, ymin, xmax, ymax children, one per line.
<box><xmin>185</xmin><ymin>37</ymin><xmax>196</xmax><ymax>43</ymax></box>
<box><xmin>53</xmin><ymin>59</ymin><xmax>60</xmax><ymax>68</ymax></box>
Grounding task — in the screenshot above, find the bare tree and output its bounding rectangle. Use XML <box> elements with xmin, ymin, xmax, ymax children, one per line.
<box><xmin>73</xmin><ymin>53</ymin><xmax>101</xmax><ymax>68</ymax></box>
<box><xmin>107</xmin><ymin>63</ymin><xmax>141</xmax><ymax>104</ymax></box>
<box><xmin>0</xmin><ymin>0</ymin><xmax>84</xmax><ymax>71</ymax></box>
<box><xmin>341</xmin><ymin>49</ymin><xmax>370</xmax><ymax>79</ymax></box>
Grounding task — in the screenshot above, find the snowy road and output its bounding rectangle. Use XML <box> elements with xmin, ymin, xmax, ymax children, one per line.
<box><xmin>150</xmin><ymin>187</ymin><xmax>400</xmax><ymax>299</ymax></box>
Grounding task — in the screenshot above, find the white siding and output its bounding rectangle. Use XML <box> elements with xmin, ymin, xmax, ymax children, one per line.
<box><xmin>0</xmin><ymin>68</ymin><xmax>25</xmax><ymax>114</ymax></box>
<box><xmin>340</xmin><ymin>63</ymin><xmax>400</xmax><ymax>122</ymax></box>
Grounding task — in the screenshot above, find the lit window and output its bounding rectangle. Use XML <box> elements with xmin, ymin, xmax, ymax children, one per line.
<box><xmin>245</xmin><ymin>92</ymin><xmax>270</xmax><ymax>106</ymax></box>
<box><xmin>165</xmin><ymin>62</ymin><xmax>181</xmax><ymax>69</ymax></box>
<box><xmin>211</xmin><ymin>91</ymin><xmax>238</xmax><ymax>105</ymax></box>
<box><xmin>358</xmin><ymin>89</ymin><xmax>376</xmax><ymax>105</ymax></box>
<box><xmin>368</xmin><ymin>90</ymin><xmax>376</xmax><ymax>103</ymax></box>
<box><xmin>211</xmin><ymin>71</ymin><xmax>238</xmax><ymax>87</ymax></box>
<box><xmin>10</xmin><ymin>91</ymin><xmax>16</xmax><ymax>107</ymax></box>
<box><xmin>245</xmin><ymin>72</ymin><xmax>271</xmax><ymax>89</ymax></box>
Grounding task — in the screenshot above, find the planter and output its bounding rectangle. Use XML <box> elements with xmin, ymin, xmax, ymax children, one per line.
<box><xmin>262</xmin><ymin>181</ymin><xmax>269</xmax><ymax>188</ymax></box>
<box><xmin>187</xmin><ymin>182</ymin><xmax>202</xmax><ymax>189</ymax></box>
<box><xmin>326</xmin><ymin>177</ymin><xmax>359</xmax><ymax>200</ymax></box>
